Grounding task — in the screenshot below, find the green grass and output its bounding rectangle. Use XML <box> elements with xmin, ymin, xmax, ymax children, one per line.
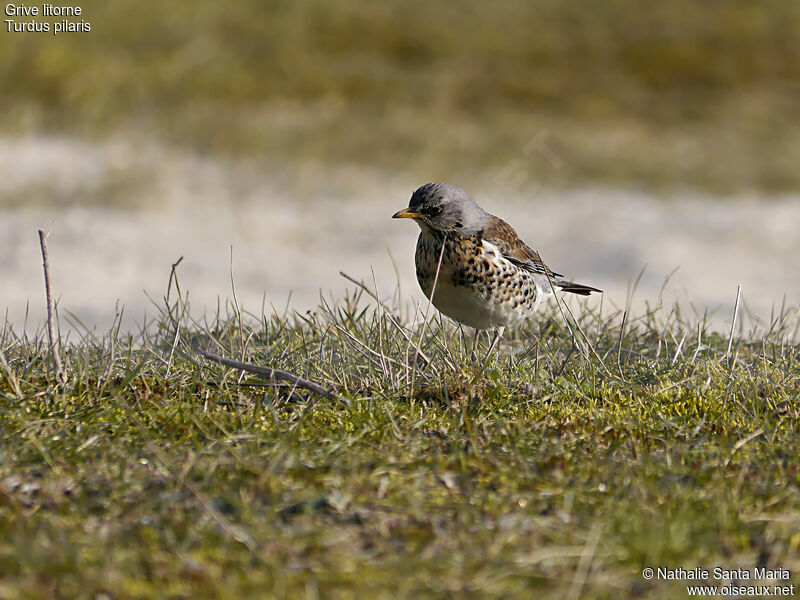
<box><xmin>1</xmin><ymin>272</ymin><xmax>799</xmax><ymax>598</ymax></box>
<box><xmin>2</xmin><ymin>0</ymin><xmax>800</xmax><ymax>192</ymax></box>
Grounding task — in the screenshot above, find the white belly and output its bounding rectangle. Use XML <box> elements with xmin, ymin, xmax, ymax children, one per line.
<box><xmin>426</xmin><ymin>273</ymin><xmax>543</xmax><ymax>330</ymax></box>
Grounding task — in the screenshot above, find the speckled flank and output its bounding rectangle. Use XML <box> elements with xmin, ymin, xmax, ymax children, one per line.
<box><xmin>415</xmin><ymin>226</ymin><xmax>543</xmax><ymax>329</ymax></box>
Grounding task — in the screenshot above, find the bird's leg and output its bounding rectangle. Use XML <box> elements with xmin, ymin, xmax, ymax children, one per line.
<box><xmin>457</xmin><ymin>324</ymin><xmax>467</xmax><ymax>356</ymax></box>
<box><xmin>481</xmin><ymin>326</ymin><xmax>506</xmax><ymax>367</ymax></box>
<box><xmin>470</xmin><ymin>329</ymin><xmax>481</xmax><ymax>362</ymax></box>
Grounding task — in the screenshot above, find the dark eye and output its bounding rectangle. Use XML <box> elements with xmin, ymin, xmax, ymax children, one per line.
<box><xmin>427</xmin><ymin>205</ymin><xmax>443</xmax><ymax>216</ymax></box>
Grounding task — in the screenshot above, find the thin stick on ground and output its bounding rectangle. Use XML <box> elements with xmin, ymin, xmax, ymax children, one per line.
<box><xmin>199</xmin><ymin>350</ymin><xmax>347</xmax><ymax>406</ymax></box>
<box><xmin>38</xmin><ymin>230</ymin><xmax>66</xmax><ymax>388</ymax></box>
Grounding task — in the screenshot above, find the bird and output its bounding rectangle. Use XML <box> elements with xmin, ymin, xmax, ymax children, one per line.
<box><xmin>392</xmin><ymin>182</ymin><xmax>601</xmax><ymax>359</ymax></box>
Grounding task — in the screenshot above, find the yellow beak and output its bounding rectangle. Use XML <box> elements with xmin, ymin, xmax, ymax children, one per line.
<box><xmin>392</xmin><ymin>208</ymin><xmax>423</xmax><ymax>219</ymax></box>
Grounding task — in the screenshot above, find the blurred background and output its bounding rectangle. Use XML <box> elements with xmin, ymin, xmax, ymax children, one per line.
<box><xmin>2</xmin><ymin>0</ymin><xmax>799</xmax><ymax>332</ymax></box>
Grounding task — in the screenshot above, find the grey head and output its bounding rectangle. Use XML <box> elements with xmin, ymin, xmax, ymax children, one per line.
<box><xmin>392</xmin><ymin>183</ymin><xmax>489</xmax><ymax>235</ymax></box>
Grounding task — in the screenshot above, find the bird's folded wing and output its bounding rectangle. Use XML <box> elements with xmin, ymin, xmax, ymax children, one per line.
<box><xmin>483</xmin><ymin>217</ymin><xmax>563</xmax><ymax>278</ymax></box>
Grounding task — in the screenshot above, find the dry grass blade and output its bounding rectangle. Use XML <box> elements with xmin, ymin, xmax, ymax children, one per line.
<box><xmin>340</xmin><ymin>271</ymin><xmax>438</xmax><ymax>367</ymax></box>
<box><xmin>0</xmin><ymin>346</ymin><xmax>23</xmax><ymax>398</ymax></box>
<box><xmin>541</xmin><ymin>255</ymin><xmax>615</xmax><ymax>380</ymax></box>
<box><xmin>103</xmin><ymin>299</ymin><xmax>123</xmax><ymax>380</ymax></box>
<box><xmin>410</xmin><ymin>243</ymin><xmax>446</xmax><ymax>392</ymax></box>
<box><xmin>727</xmin><ymin>284</ymin><xmax>742</xmax><ymax>360</ymax></box>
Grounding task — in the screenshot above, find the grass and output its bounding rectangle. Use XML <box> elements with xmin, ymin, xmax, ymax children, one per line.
<box><xmin>2</xmin><ymin>0</ymin><xmax>800</xmax><ymax>192</ymax></box>
<box><xmin>1</xmin><ymin>268</ymin><xmax>799</xmax><ymax>599</ymax></box>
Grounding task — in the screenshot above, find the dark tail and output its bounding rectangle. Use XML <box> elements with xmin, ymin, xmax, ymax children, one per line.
<box><xmin>555</xmin><ymin>280</ymin><xmax>602</xmax><ymax>296</ymax></box>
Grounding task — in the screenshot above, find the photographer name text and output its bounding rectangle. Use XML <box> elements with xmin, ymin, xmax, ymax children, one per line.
<box><xmin>655</xmin><ymin>566</ymin><xmax>791</xmax><ymax>581</ymax></box>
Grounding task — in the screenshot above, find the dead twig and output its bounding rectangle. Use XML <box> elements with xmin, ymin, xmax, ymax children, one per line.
<box><xmin>38</xmin><ymin>230</ymin><xmax>66</xmax><ymax>388</ymax></box>
<box><xmin>199</xmin><ymin>350</ymin><xmax>347</xmax><ymax>406</ymax></box>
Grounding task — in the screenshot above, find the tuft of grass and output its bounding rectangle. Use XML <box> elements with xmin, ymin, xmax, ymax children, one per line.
<box><xmin>1</xmin><ymin>275</ymin><xmax>799</xmax><ymax>598</ymax></box>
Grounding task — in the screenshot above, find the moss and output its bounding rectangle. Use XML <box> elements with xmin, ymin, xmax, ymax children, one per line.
<box><xmin>1</xmin><ymin>281</ymin><xmax>799</xmax><ymax>598</ymax></box>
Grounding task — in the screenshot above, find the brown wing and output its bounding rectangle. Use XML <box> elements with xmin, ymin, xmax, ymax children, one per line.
<box><xmin>483</xmin><ymin>216</ymin><xmax>563</xmax><ymax>278</ymax></box>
